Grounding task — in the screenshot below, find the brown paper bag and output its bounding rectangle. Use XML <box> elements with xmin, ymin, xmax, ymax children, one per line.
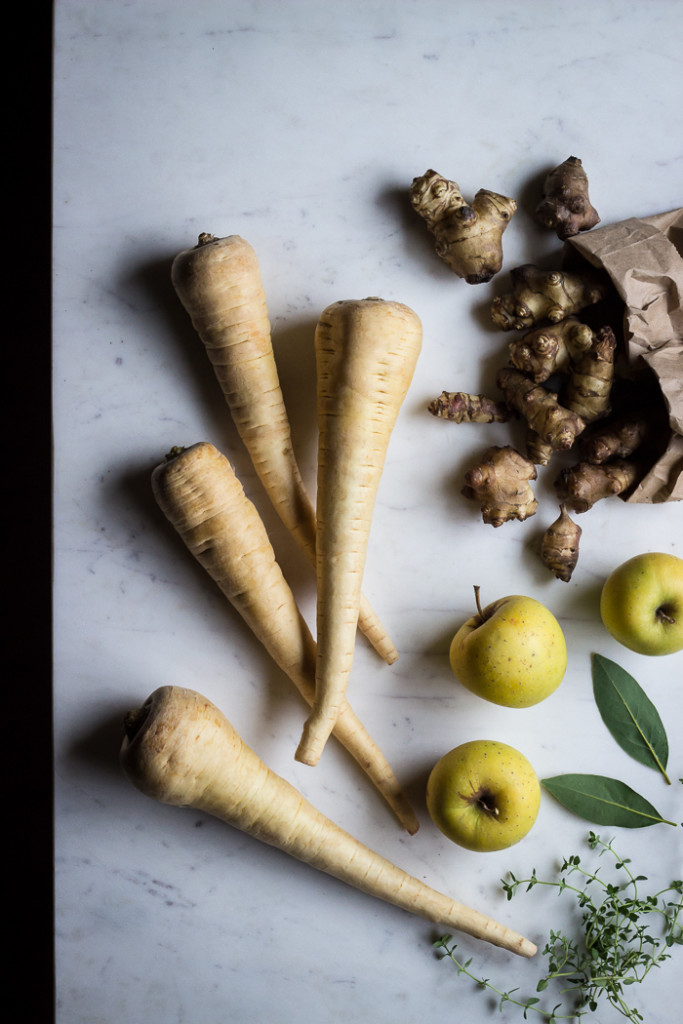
<box><xmin>567</xmin><ymin>208</ymin><xmax>683</xmax><ymax>502</ymax></box>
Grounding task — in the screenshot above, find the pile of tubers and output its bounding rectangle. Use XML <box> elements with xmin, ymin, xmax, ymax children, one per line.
<box><xmin>419</xmin><ymin>157</ymin><xmax>667</xmax><ymax>582</ymax></box>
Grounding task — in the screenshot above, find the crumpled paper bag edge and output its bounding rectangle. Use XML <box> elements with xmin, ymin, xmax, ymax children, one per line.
<box><xmin>568</xmin><ymin>209</ymin><xmax>683</xmax><ymax>503</ymax></box>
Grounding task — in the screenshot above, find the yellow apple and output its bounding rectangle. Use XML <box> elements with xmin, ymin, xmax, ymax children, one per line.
<box><xmin>426</xmin><ymin>739</ymin><xmax>541</xmax><ymax>852</ymax></box>
<box><xmin>600</xmin><ymin>552</ymin><xmax>683</xmax><ymax>656</ymax></box>
<box><xmin>449</xmin><ymin>587</ymin><xmax>567</xmax><ymax>708</ymax></box>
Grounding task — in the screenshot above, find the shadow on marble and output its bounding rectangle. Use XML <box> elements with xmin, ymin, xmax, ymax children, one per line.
<box><xmin>125</xmin><ymin>250</ymin><xmax>235</xmax><ymax>428</ymax></box>
<box><xmin>375</xmin><ymin>180</ymin><xmax>456</xmax><ymax>277</ymax></box>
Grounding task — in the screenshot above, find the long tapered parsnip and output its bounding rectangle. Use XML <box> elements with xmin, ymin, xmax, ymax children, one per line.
<box><xmin>170</xmin><ymin>234</ymin><xmax>397</xmax><ymax>665</ymax></box>
<box><xmin>121</xmin><ymin>685</ymin><xmax>537</xmax><ymax>958</ymax></box>
<box><xmin>151</xmin><ymin>441</ymin><xmax>418</xmax><ymax>833</ymax></box>
<box><xmin>296</xmin><ymin>298</ymin><xmax>423</xmax><ymax>767</ymax></box>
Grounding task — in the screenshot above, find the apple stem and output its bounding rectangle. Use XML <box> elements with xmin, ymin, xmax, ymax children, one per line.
<box><xmin>656</xmin><ymin>605</ymin><xmax>676</xmax><ymax>626</ymax></box>
<box><xmin>473</xmin><ymin>584</ymin><xmax>486</xmax><ymax>625</ymax></box>
<box><xmin>465</xmin><ymin>788</ymin><xmax>500</xmax><ymax>818</ymax></box>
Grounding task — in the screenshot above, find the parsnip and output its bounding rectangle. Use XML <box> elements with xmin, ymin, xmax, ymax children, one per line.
<box><xmin>296</xmin><ymin>298</ymin><xmax>423</xmax><ymax>766</ymax></box>
<box><xmin>151</xmin><ymin>441</ymin><xmax>418</xmax><ymax>833</ymax></box>
<box><xmin>121</xmin><ymin>685</ymin><xmax>537</xmax><ymax>958</ymax></box>
<box><xmin>171</xmin><ymin>233</ymin><xmax>397</xmax><ymax>665</ymax></box>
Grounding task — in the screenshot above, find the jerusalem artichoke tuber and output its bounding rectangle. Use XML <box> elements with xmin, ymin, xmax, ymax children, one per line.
<box><xmin>490</xmin><ymin>265</ymin><xmax>607</xmax><ymax>331</ymax></box>
<box><xmin>540</xmin><ymin>504</ymin><xmax>582</xmax><ymax>582</ymax></box>
<box><xmin>562</xmin><ymin>325</ymin><xmax>617</xmax><ymax>424</ymax></box>
<box><xmin>508</xmin><ymin>317</ymin><xmax>594</xmax><ymax>383</ymax></box>
<box><xmin>462</xmin><ymin>445</ymin><xmax>538</xmax><ymax>527</ymax></box>
<box><xmin>535</xmin><ymin>156</ymin><xmax>600</xmax><ymax>240</ymax></box>
<box><xmin>410</xmin><ymin>169</ymin><xmax>516</xmax><ymax>284</ymax></box>
<box><xmin>525</xmin><ymin>429</ymin><xmax>555</xmax><ymax>467</ymax></box>
<box><xmin>555</xmin><ymin>459</ymin><xmax>640</xmax><ymax>513</ymax></box>
<box><xmin>581</xmin><ymin>414</ymin><xmax>650</xmax><ymax>464</ymax></box>
<box><xmin>497</xmin><ymin>367</ymin><xmax>586</xmax><ymax>452</ymax></box>
<box><xmin>428</xmin><ymin>391</ymin><xmax>511</xmax><ymax>423</ymax></box>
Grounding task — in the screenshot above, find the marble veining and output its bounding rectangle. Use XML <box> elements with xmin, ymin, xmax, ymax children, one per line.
<box><xmin>53</xmin><ymin>3</ymin><xmax>682</xmax><ymax>1022</ymax></box>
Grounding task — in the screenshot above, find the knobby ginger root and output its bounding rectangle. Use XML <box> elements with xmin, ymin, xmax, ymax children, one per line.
<box><xmin>462</xmin><ymin>445</ymin><xmax>538</xmax><ymax>527</ymax></box>
<box><xmin>535</xmin><ymin>156</ymin><xmax>600</xmax><ymax>240</ymax></box>
<box><xmin>541</xmin><ymin>504</ymin><xmax>582</xmax><ymax>582</ymax></box>
<box><xmin>490</xmin><ymin>264</ymin><xmax>607</xmax><ymax>331</ymax></box>
<box><xmin>410</xmin><ymin>169</ymin><xmax>517</xmax><ymax>284</ymax></box>
<box><xmin>555</xmin><ymin>459</ymin><xmax>640</xmax><ymax>513</ymax></box>
<box><xmin>428</xmin><ymin>391</ymin><xmax>511</xmax><ymax>423</ymax></box>
<box><xmin>508</xmin><ymin>317</ymin><xmax>594</xmax><ymax>383</ymax></box>
<box><xmin>497</xmin><ymin>367</ymin><xmax>586</xmax><ymax>452</ymax></box>
<box><xmin>562</xmin><ymin>326</ymin><xmax>616</xmax><ymax>424</ymax></box>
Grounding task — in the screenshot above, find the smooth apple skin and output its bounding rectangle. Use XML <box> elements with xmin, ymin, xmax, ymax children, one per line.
<box><xmin>449</xmin><ymin>596</ymin><xmax>567</xmax><ymax>708</ymax></box>
<box><xmin>426</xmin><ymin>740</ymin><xmax>541</xmax><ymax>852</ymax></box>
<box><xmin>600</xmin><ymin>552</ymin><xmax>683</xmax><ymax>656</ymax></box>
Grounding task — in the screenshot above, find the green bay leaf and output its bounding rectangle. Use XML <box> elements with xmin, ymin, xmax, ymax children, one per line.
<box><xmin>592</xmin><ymin>653</ymin><xmax>670</xmax><ymax>783</ymax></box>
<box><xmin>541</xmin><ymin>773</ymin><xmax>678</xmax><ymax>828</ymax></box>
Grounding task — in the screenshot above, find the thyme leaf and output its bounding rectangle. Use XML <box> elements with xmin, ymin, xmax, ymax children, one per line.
<box><xmin>434</xmin><ymin>833</ymin><xmax>682</xmax><ymax>1021</ymax></box>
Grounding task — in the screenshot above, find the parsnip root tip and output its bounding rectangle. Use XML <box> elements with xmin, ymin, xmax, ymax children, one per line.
<box><xmin>121</xmin><ymin>686</ymin><xmax>535</xmax><ymax>957</ymax></box>
<box><xmin>151</xmin><ymin>441</ymin><xmax>417</xmax><ymax>832</ymax></box>
<box><xmin>294</xmin><ymin>712</ymin><xmax>333</xmax><ymax>768</ymax></box>
<box><xmin>308</xmin><ymin>296</ymin><xmax>423</xmax><ymax>763</ymax></box>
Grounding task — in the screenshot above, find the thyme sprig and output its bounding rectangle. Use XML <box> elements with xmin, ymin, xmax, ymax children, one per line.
<box><xmin>434</xmin><ymin>833</ymin><xmax>682</xmax><ymax>1022</ymax></box>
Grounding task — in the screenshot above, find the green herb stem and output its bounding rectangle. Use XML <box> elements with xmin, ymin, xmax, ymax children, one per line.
<box><xmin>434</xmin><ymin>833</ymin><xmax>683</xmax><ymax>1022</ymax></box>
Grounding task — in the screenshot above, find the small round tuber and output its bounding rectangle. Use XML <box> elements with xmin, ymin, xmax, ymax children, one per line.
<box><xmin>540</xmin><ymin>504</ymin><xmax>582</xmax><ymax>582</ymax></box>
<box><xmin>490</xmin><ymin>265</ymin><xmax>608</xmax><ymax>332</ymax></box>
<box><xmin>535</xmin><ymin>156</ymin><xmax>600</xmax><ymax>241</ymax></box>
<box><xmin>462</xmin><ymin>445</ymin><xmax>538</xmax><ymax>527</ymax></box>
<box><xmin>554</xmin><ymin>459</ymin><xmax>641</xmax><ymax>513</ymax></box>
<box><xmin>508</xmin><ymin>317</ymin><xmax>594</xmax><ymax>383</ymax></box>
<box><xmin>581</xmin><ymin>414</ymin><xmax>650</xmax><ymax>464</ymax></box>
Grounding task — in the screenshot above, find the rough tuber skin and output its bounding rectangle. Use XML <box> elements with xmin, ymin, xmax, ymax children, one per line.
<box><xmin>535</xmin><ymin>156</ymin><xmax>600</xmax><ymax>240</ymax></box>
<box><xmin>410</xmin><ymin>169</ymin><xmax>517</xmax><ymax>284</ymax></box>
<box><xmin>428</xmin><ymin>391</ymin><xmax>511</xmax><ymax>423</ymax></box>
<box><xmin>562</xmin><ymin>325</ymin><xmax>617</xmax><ymax>424</ymax></box>
<box><xmin>554</xmin><ymin>459</ymin><xmax>640</xmax><ymax>513</ymax></box>
<box><xmin>581</xmin><ymin>414</ymin><xmax>650</xmax><ymax>464</ymax></box>
<box><xmin>490</xmin><ymin>264</ymin><xmax>608</xmax><ymax>331</ymax></box>
<box><xmin>462</xmin><ymin>445</ymin><xmax>538</xmax><ymax>527</ymax></box>
<box><xmin>497</xmin><ymin>367</ymin><xmax>586</xmax><ymax>452</ymax></box>
<box><xmin>541</xmin><ymin>504</ymin><xmax>582</xmax><ymax>582</ymax></box>
<box><xmin>508</xmin><ymin>317</ymin><xmax>594</xmax><ymax>383</ymax></box>
<box><xmin>525</xmin><ymin>429</ymin><xmax>555</xmax><ymax>467</ymax></box>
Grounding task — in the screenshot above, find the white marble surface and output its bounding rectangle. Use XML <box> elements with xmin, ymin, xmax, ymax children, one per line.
<box><xmin>53</xmin><ymin>3</ymin><xmax>683</xmax><ymax>1022</ymax></box>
